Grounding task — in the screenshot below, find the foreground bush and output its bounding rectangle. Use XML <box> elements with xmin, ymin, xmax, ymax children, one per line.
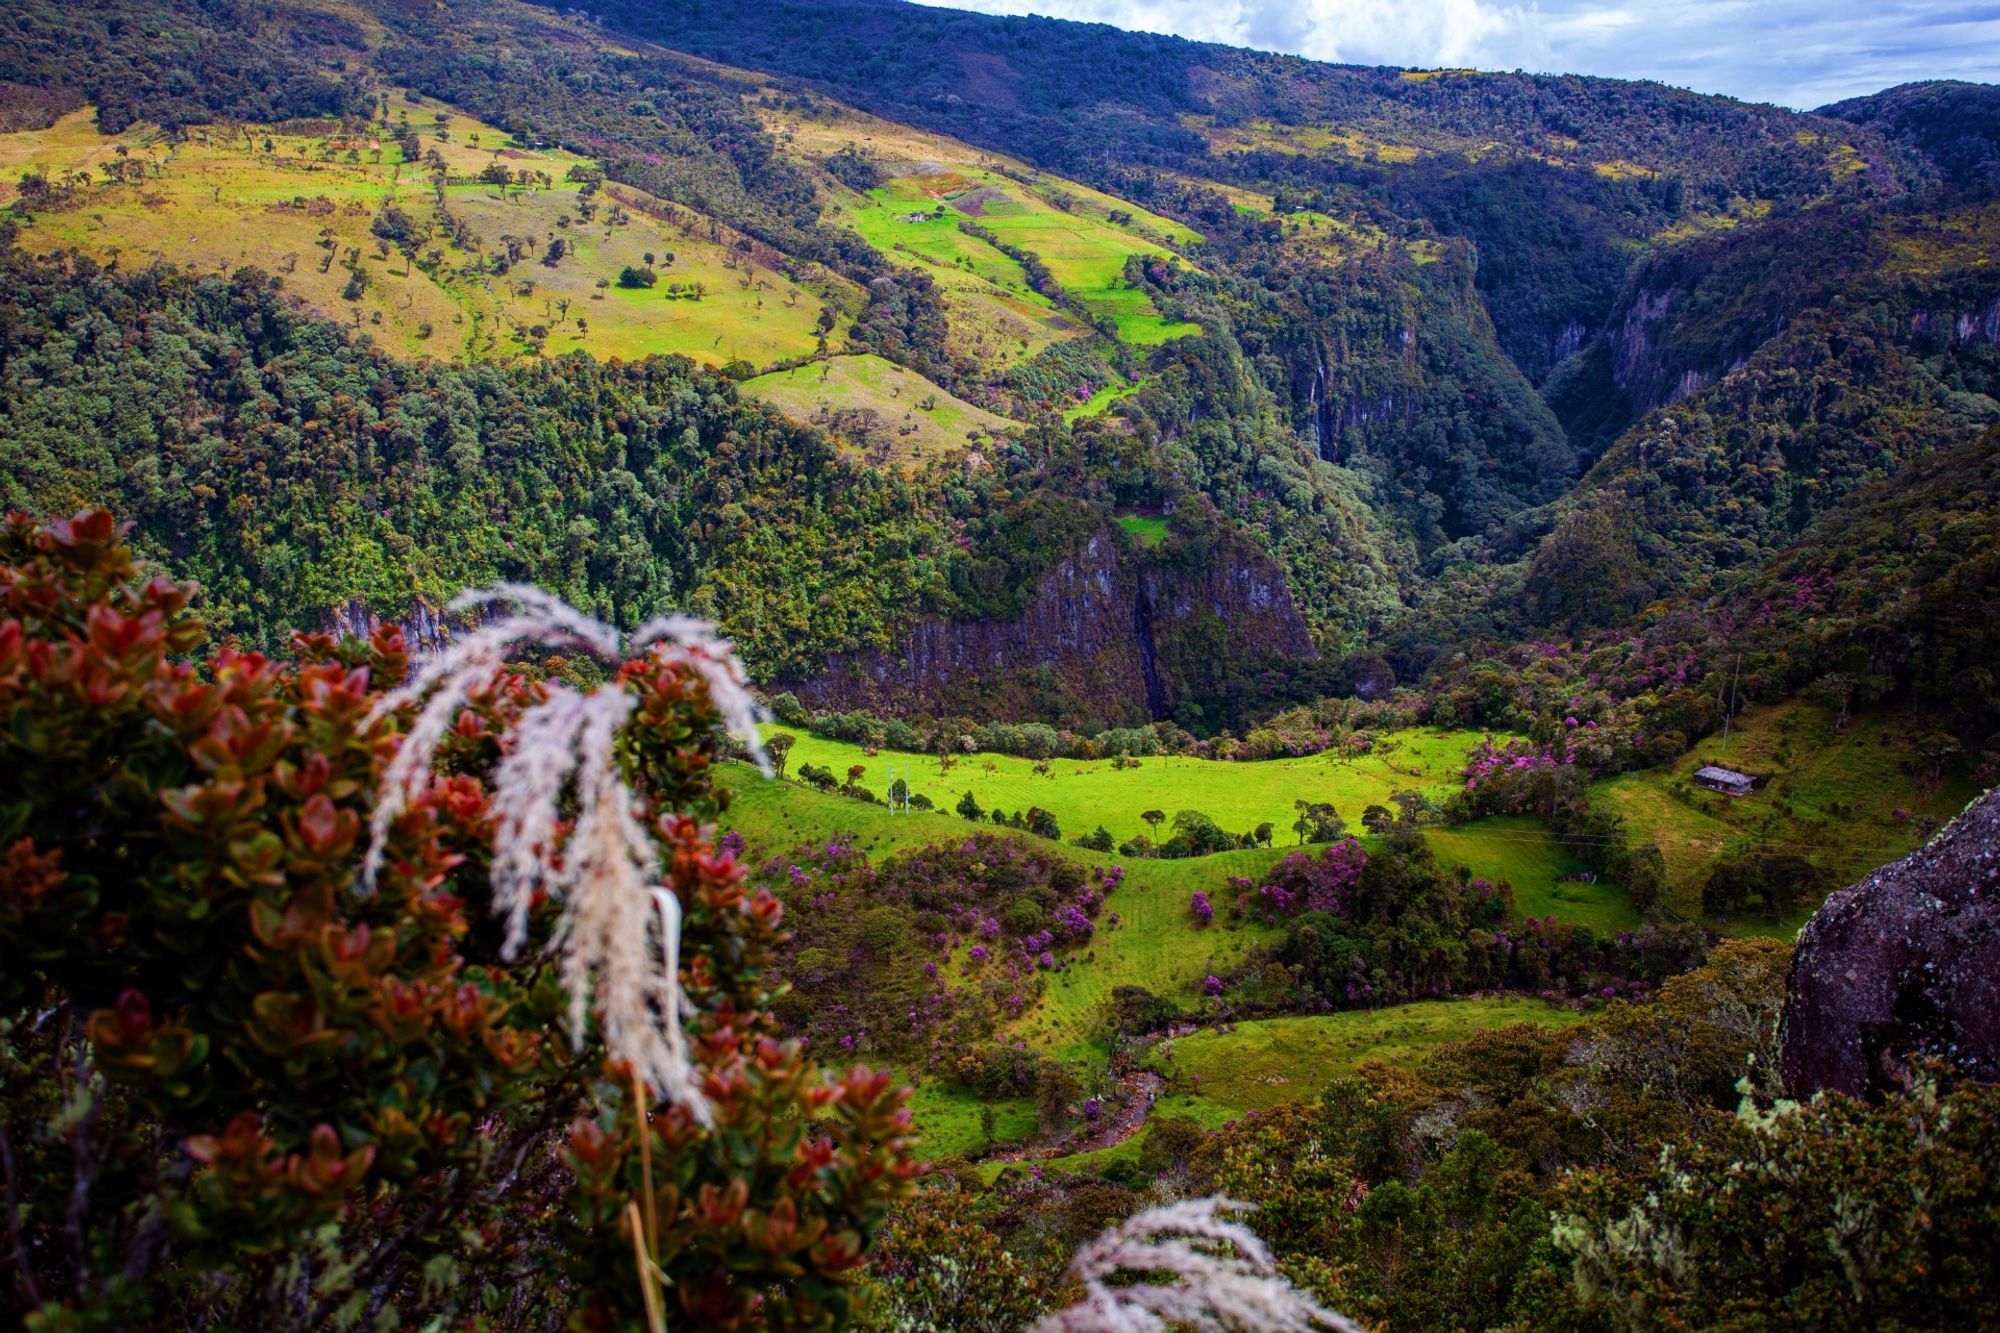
<box><xmin>0</xmin><ymin>511</ymin><xmax>918</xmax><ymax>1329</ymax></box>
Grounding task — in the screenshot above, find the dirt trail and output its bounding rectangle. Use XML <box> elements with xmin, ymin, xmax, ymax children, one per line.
<box><xmin>986</xmin><ymin>1071</ymin><xmax>1164</xmax><ymax>1164</ymax></box>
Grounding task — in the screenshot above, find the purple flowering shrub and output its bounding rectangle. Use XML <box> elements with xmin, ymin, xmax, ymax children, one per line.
<box><xmin>753</xmin><ymin>834</ymin><xmax>1122</xmax><ymax>1070</ymax></box>
<box><xmin>1231</xmin><ymin>839</ymin><xmax>1370</xmax><ymax>925</ymax></box>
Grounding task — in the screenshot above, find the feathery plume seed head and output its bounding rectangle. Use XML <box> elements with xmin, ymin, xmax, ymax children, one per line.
<box><xmin>358</xmin><ymin>585</ymin><xmax>769</xmax><ymax>1122</ymax></box>
<box><xmin>1030</xmin><ymin>1197</ymin><xmax>1359</xmax><ymax>1333</ymax></box>
<box><xmin>632</xmin><ymin>613</ymin><xmax>770</xmax><ymax>777</ymax></box>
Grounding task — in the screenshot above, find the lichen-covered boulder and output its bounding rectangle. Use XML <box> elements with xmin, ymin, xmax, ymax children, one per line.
<box><xmin>1781</xmin><ymin>788</ymin><xmax>2000</xmax><ymax>1097</ymax></box>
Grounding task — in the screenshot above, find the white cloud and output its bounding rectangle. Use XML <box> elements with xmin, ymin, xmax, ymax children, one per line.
<box><xmin>907</xmin><ymin>0</ymin><xmax>2000</xmax><ymax>107</ymax></box>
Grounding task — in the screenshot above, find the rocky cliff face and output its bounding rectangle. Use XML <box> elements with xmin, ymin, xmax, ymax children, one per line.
<box><xmin>1781</xmin><ymin>787</ymin><xmax>2000</xmax><ymax>1098</ymax></box>
<box><xmin>326</xmin><ymin>599</ymin><xmax>455</xmax><ymax>654</ymax></box>
<box><xmin>786</xmin><ymin>531</ymin><xmax>1315</xmax><ymax>725</ymax></box>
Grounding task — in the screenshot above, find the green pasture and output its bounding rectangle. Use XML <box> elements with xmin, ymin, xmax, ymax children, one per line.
<box><xmin>720</xmin><ymin>770</ymin><xmax>1284</xmax><ymax>1066</ymax></box>
<box><xmin>1145</xmin><ymin>999</ymin><xmax>1591</xmax><ymax>1120</ymax></box>
<box><xmin>902</xmin><ymin>1079</ymin><xmax>1035</xmax><ymax>1159</ymax></box>
<box><xmin>850</xmin><ymin>167</ymin><xmax>1199</xmax><ymax>345</ymax></box>
<box><xmin>2</xmin><ymin>96</ymin><xmax>851</xmax><ymax>368</ymax></box>
<box><xmin>1426</xmin><ymin>815</ymin><xmax>1641</xmax><ymax>932</ymax></box>
<box><xmin>739</xmin><ymin>353</ymin><xmax>1019</xmax><ymax>464</ymax></box>
<box><xmin>769</xmin><ymin>726</ymin><xmax>1489</xmax><ymax>848</ymax></box>
<box><xmin>719</xmin><ymin>728</ymin><xmax>1631</xmax><ymax>1068</ymax></box>
<box><xmin>978</xmin><ymin>997</ymin><xmax>1589</xmax><ymax>1181</ymax></box>
<box><xmin>1590</xmin><ymin>701</ymin><xmax>1978</xmax><ymax>925</ymax></box>
<box><xmin>1065</xmin><ymin>378</ymin><xmax>1144</xmax><ymax>421</ymax></box>
<box><xmin>1114</xmin><ymin>513</ymin><xmax>1168</xmax><ymax>546</ymax></box>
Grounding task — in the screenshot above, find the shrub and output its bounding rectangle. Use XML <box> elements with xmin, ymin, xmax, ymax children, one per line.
<box><xmin>0</xmin><ymin>511</ymin><xmax>918</xmax><ymax>1329</ymax></box>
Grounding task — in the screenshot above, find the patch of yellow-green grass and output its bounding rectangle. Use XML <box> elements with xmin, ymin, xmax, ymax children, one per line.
<box><xmin>720</xmin><ymin>765</ymin><xmax>968</xmax><ymax>862</ymax></box>
<box><xmin>969</xmin><ymin>192</ymin><xmax>1199</xmax><ymax>343</ymax></box>
<box><xmin>836</xmin><ymin>177</ymin><xmax>1084</xmax><ymax>369</ymax></box>
<box><xmin>1425</xmin><ymin>816</ymin><xmax>1642</xmax><ymax>932</ymax></box>
<box><xmin>1592</xmin><ymin>159</ymin><xmax>1660</xmax><ymax>181</ymax></box>
<box><xmin>849</xmin><ymin>165</ymin><xmax>1197</xmax><ymax>345</ymax></box>
<box><xmin>902</xmin><ymin>1078</ymin><xmax>1034</xmax><ymax>1159</ymax></box>
<box><xmin>447</xmin><ymin>182</ymin><xmax>851</xmax><ymax>367</ymax></box>
<box><xmin>1590</xmin><ymin>701</ymin><xmax>1979</xmax><ymax>928</ymax></box>
<box><xmin>774</xmin><ymin>727</ymin><xmax>1491</xmax><ymax>852</ymax></box>
<box><xmin>2</xmin><ymin>96</ymin><xmax>853</xmax><ymax>367</ymax></box>
<box><xmin>1019</xmin><ymin>848</ymin><xmax>1291</xmax><ymax>1065</ymax></box>
<box><xmin>739</xmin><ymin>354</ymin><xmax>1019</xmax><ymax>465</ymax></box>
<box><xmin>1063</xmin><ymin>377</ymin><xmax>1144</xmax><ymax>422</ymax></box>
<box><xmin>978</xmin><ymin>997</ymin><xmax>1589</xmax><ymax>1181</ymax></box>
<box><xmin>1146</xmin><ymin>999</ymin><xmax>1591</xmax><ymax>1120</ymax></box>
<box><xmin>756</xmin><ymin>94</ymin><xmax>1196</xmax><ymax>353</ymax></box>
<box><xmin>1114</xmin><ymin>514</ymin><xmax>1168</xmax><ymax>547</ymax></box>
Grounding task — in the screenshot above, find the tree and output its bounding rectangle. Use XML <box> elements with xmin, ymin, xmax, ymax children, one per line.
<box><xmin>1168</xmin><ymin>810</ymin><xmax>1236</xmax><ymax>858</ymax></box>
<box><xmin>1254</xmin><ymin>821</ymin><xmax>1274</xmax><ymax>847</ymax></box>
<box><xmin>1294</xmin><ymin>799</ymin><xmax>1344</xmax><ymax>844</ymax></box>
<box><xmin>1141</xmin><ymin>809</ymin><xmax>1165</xmax><ymax>840</ymax></box>
<box><xmin>618</xmin><ymin>264</ymin><xmax>658</xmax><ymax>288</ymax></box>
<box><xmin>765</xmin><ymin>731</ymin><xmax>796</xmax><ymax>779</ymax></box>
<box><xmin>957</xmin><ymin>790</ymin><xmax>984</xmax><ymax>821</ymax></box>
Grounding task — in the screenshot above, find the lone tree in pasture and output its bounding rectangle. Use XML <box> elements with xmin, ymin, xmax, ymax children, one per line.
<box><xmin>1293</xmin><ymin>798</ymin><xmax>1343</xmax><ymax>844</ymax></box>
<box><xmin>957</xmin><ymin>790</ymin><xmax>984</xmax><ymax>821</ymax></box>
<box><xmin>1141</xmin><ymin>808</ymin><xmax>1165</xmax><ymax>840</ymax></box>
<box><xmin>764</xmin><ymin>732</ymin><xmax>795</xmax><ymax>778</ymax></box>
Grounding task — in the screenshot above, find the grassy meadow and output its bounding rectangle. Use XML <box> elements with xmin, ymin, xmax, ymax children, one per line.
<box><xmin>1590</xmin><ymin>701</ymin><xmax>1979</xmax><ymax>926</ymax></box>
<box><xmin>718</xmin><ymin>724</ymin><xmax>1639</xmax><ymax>1077</ymax></box>
<box><xmin>0</xmin><ymin>94</ymin><xmax>854</xmax><ymax>367</ymax></box>
<box><xmin>975</xmin><ymin>997</ymin><xmax>1590</xmax><ymax>1179</ymax></box>
<box><xmin>1146</xmin><ymin>999</ymin><xmax>1591</xmax><ymax>1119</ymax></box>
<box><xmin>1427</xmin><ymin>815</ymin><xmax>1641</xmax><ymax>932</ymax></box>
<box><xmin>739</xmin><ymin>353</ymin><xmax>1017</xmax><ymax>465</ymax></box>
<box><xmin>715</xmin><ymin>699</ymin><xmax>1955</xmax><ymax>1167</ymax></box>
<box><xmin>768</xmin><ymin>726</ymin><xmax>1492</xmax><ymax>848</ymax></box>
<box><xmin>757</xmin><ymin>93</ymin><xmax>1201</xmax><ymax>353</ymax></box>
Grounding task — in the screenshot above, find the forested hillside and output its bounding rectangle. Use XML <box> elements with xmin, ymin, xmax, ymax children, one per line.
<box><xmin>1</xmin><ymin>0</ymin><xmax>1995</xmax><ymax>746</ymax></box>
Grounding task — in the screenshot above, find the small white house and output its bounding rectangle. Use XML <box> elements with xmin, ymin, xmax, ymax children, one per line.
<box><xmin>1694</xmin><ymin>765</ymin><xmax>1755</xmax><ymax>797</ymax></box>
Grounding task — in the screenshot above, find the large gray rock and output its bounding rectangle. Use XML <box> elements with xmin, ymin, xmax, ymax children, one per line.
<box><xmin>1781</xmin><ymin>788</ymin><xmax>2000</xmax><ymax>1097</ymax></box>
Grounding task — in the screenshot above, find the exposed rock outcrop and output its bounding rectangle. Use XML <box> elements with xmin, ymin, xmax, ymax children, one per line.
<box><xmin>1781</xmin><ymin>788</ymin><xmax>2000</xmax><ymax>1097</ymax></box>
<box><xmin>787</xmin><ymin>531</ymin><xmax>1315</xmax><ymax>724</ymax></box>
<box><xmin>327</xmin><ymin>599</ymin><xmax>455</xmax><ymax>654</ymax></box>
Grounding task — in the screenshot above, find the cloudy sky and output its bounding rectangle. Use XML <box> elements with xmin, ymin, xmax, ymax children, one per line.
<box><xmin>907</xmin><ymin>0</ymin><xmax>2000</xmax><ymax>108</ymax></box>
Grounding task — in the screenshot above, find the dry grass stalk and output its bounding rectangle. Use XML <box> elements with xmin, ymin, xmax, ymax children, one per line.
<box><xmin>358</xmin><ymin>585</ymin><xmax>767</xmax><ymax>1121</ymax></box>
<box><xmin>1030</xmin><ymin>1197</ymin><xmax>1358</xmax><ymax>1333</ymax></box>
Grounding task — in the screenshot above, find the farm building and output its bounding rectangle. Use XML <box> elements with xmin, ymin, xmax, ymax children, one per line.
<box><xmin>1694</xmin><ymin>765</ymin><xmax>1755</xmax><ymax>797</ymax></box>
